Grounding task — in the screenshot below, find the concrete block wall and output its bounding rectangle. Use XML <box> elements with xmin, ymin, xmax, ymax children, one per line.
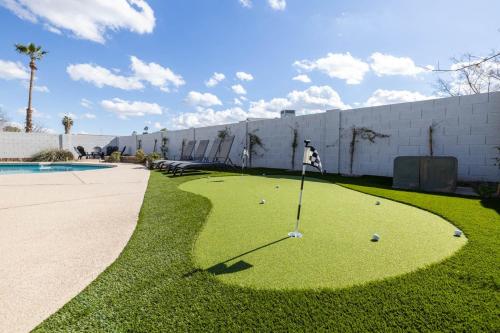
<box><xmin>122</xmin><ymin>92</ymin><xmax>498</xmax><ymax>181</ymax></box>
<box><xmin>0</xmin><ymin>133</ymin><xmax>116</xmax><ymax>158</ymax></box>
<box><xmin>1</xmin><ymin>92</ymin><xmax>498</xmax><ymax>181</ymax></box>
<box><xmin>0</xmin><ymin>132</ymin><xmax>60</xmax><ymax>158</ymax></box>
<box><xmin>338</xmin><ymin>92</ymin><xmax>499</xmax><ymax>181</ymax></box>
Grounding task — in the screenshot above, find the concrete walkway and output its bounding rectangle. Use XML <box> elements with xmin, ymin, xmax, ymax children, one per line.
<box><xmin>0</xmin><ymin>163</ymin><xmax>149</xmax><ymax>333</ymax></box>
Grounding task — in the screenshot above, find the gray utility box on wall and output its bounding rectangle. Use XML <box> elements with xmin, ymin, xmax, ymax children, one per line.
<box><xmin>393</xmin><ymin>156</ymin><xmax>458</xmax><ymax>193</ymax></box>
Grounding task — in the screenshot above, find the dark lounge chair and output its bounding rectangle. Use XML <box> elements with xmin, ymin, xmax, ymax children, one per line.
<box><xmin>166</xmin><ymin>140</ymin><xmax>210</xmax><ymax>172</ymax></box>
<box><xmin>172</xmin><ymin>136</ymin><xmax>235</xmax><ymax>176</ymax></box>
<box><xmin>75</xmin><ymin>146</ymin><xmax>90</xmax><ymax>160</ymax></box>
<box><xmin>156</xmin><ymin>140</ymin><xmax>196</xmax><ymax>170</ymax></box>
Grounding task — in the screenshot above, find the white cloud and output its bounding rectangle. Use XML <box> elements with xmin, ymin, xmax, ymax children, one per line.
<box><xmin>17</xmin><ymin>107</ymin><xmax>51</xmax><ymax>119</ymax></box>
<box><xmin>32</xmin><ymin>85</ymin><xmax>49</xmax><ymax>92</ymax></box>
<box><xmin>232</xmin><ymin>84</ymin><xmax>247</xmax><ymax>95</ymax></box>
<box><xmin>370</xmin><ymin>52</ymin><xmax>433</xmax><ymax>76</ymax></box>
<box><xmin>170</xmin><ymin>85</ymin><xmax>347</xmax><ymax>129</ymax></box>
<box><xmin>170</xmin><ymin>107</ymin><xmax>247</xmax><ymax>129</ymax></box>
<box><xmin>249</xmin><ymin>85</ymin><xmax>348</xmax><ymax>118</ymax></box>
<box><xmin>80</xmin><ymin>98</ymin><xmax>93</xmax><ymax>109</ymax></box>
<box><xmin>294</xmin><ymin>52</ymin><xmax>370</xmax><ymax>84</ymax></box>
<box><xmin>268</xmin><ymin>0</ymin><xmax>286</xmax><ymax>11</ymax></box>
<box><xmin>363</xmin><ymin>89</ymin><xmax>433</xmax><ymax>107</ymax></box>
<box><xmin>82</xmin><ymin>113</ymin><xmax>96</xmax><ymax>119</ymax></box>
<box><xmin>238</xmin><ymin>0</ymin><xmax>252</xmax><ymax>8</ymax></box>
<box><xmin>292</xmin><ymin>74</ymin><xmax>311</xmax><ymax>83</ymax></box>
<box><xmin>205</xmin><ymin>72</ymin><xmax>225</xmax><ymax>87</ymax></box>
<box><xmin>101</xmin><ymin>98</ymin><xmax>163</xmax><ymax>119</ymax></box>
<box><xmin>234</xmin><ymin>97</ymin><xmax>243</xmax><ymax>105</ymax></box>
<box><xmin>67</xmin><ymin>56</ymin><xmax>183</xmax><ymax>92</ymax></box>
<box><xmin>185</xmin><ymin>91</ymin><xmax>222</xmax><ymax>107</ymax></box>
<box><xmin>236</xmin><ymin>71</ymin><xmax>253</xmax><ymax>81</ymax></box>
<box><xmin>0</xmin><ymin>60</ymin><xmax>29</xmax><ymax>80</ymax></box>
<box><xmin>0</xmin><ymin>0</ymin><xmax>156</xmax><ymax>43</ymax></box>
<box><xmin>67</xmin><ymin>63</ymin><xmax>143</xmax><ymax>90</ymax></box>
<box><xmin>130</xmin><ymin>56</ymin><xmax>185</xmax><ymax>91</ymax></box>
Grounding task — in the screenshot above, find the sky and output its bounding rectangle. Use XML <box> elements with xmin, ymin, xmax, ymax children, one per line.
<box><xmin>0</xmin><ymin>0</ymin><xmax>498</xmax><ymax>135</ymax></box>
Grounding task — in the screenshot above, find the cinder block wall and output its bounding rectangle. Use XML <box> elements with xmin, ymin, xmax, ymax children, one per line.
<box><xmin>338</xmin><ymin>92</ymin><xmax>499</xmax><ymax>181</ymax></box>
<box><xmin>0</xmin><ymin>133</ymin><xmax>116</xmax><ymax>158</ymax></box>
<box><xmin>1</xmin><ymin>92</ymin><xmax>498</xmax><ymax>181</ymax></box>
<box><xmin>124</xmin><ymin>92</ymin><xmax>498</xmax><ymax>182</ymax></box>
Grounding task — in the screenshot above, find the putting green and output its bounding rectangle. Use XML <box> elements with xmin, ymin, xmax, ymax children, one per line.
<box><xmin>180</xmin><ymin>175</ymin><xmax>467</xmax><ymax>290</ymax></box>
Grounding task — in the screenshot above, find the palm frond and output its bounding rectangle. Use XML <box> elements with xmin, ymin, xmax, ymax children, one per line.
<box><xmin>14</xmin><ymin>43</ymin><xmax>29</xmax><ymax>54</ymax></box>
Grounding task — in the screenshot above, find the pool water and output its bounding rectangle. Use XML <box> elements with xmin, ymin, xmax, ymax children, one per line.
<box><xmin>0</xmin><ymin>163</ymin><xmax>111</xmax><ymax>175</ymax></box>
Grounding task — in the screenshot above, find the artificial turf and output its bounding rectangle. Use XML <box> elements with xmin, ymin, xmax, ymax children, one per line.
<box><xmin>34</xmin><ymin>169</ymin><xmax>499</xmax><ymax>332</ymax></box>
<box><xmin>181</xmin><ymin>175</ymin><xmax>466</xmax><ymax>290</ymax></box>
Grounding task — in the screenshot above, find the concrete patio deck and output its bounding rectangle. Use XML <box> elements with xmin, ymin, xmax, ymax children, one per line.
<box><xmin>0</xmin><ymin>163</ymin><xmax>149</xmax><ymax>333</ymax></box>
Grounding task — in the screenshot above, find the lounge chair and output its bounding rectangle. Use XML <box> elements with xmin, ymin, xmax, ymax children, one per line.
<box><xmin>172</xmin><ymin>136</ymin><xmax>235</xmax><ymax>176</ymax></box>
<box><xmin>166</xmin><ymin>140</ymin><xmax>210</xmax><ymax>172</ymax></box>
<box><xmin>120</xmin><ymin>146</ymin><xmax>127</xmax><ymax>156</ymax></box>
<box><xmin>155</xmin><ymin>140</ymin><xmax>196</xmax><ymax>170</ymax></box>
<box><xmin>75</xmin><ymin>146</ymin><xmax>90</xmax><ymax>160</ymax></box>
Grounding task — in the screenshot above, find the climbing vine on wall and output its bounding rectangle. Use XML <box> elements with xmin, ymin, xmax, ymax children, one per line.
<box><xmin>349</xmin><ymin>127</ymin><xmax>390</xmax><ymax>175</ymax></box>
<box><xmin>248</xmin><ymin>129</ymin><xmax>265</xmax><ymax>167</ymax></box>
<box><xmin>290</xmin><ymin>125</ymin><xmax>299</xmax><ymax>169</ymax></box>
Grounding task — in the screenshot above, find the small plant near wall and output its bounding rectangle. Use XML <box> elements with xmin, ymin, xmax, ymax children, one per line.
<box><xmin>290</xmin><ymin>124</ymin><xmax>299</xmax><ymax>169</ymax></box>
<box><xmin>31</xmin><ymin>149</ymin><xmax>74</xmax><ymax>162</ymax></box>
<box><xmin>161</xmin><ymin>134</ymin><xmax>169</xmax><ymax>159</ymax></box>
<box><xmin>349</xmin><ymin>127</ymin><xmax>390</xmax><ymax>175</ymax></box>
<box><xmin>248</xmin><ymin>129</ymin><xmax>265</xmax><ymax>167</ymax></box>
<box><xmin>108</xmin><ymin>151</ymin><xmax>121</xmax><ymax>163</ymax></box>
<box><xmin>146</xmin><ymin>152</ymin><xmax>161</xmax><ymax>169</ymax></box>
<box><xmin>135</xmin><ymin>149</ymin><xmax>146</xmax><ymax>163</ymax></box>
<box><xmin>217</xmin><ymin>127</ymin><xmax>231</xmax><ymax>140</ymax></box>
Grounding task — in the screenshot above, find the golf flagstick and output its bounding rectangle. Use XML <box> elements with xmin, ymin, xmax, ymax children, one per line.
<box><xmin>288</xmin><ymin>140</ymin><xmax>323</xmax><ymax>239</ymax></box>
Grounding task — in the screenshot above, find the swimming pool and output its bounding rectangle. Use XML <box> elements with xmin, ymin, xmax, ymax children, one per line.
<box><xmin>0</xmin><ymin>163</ymin><xmax>112</xmax><ymax>175</ymax></box>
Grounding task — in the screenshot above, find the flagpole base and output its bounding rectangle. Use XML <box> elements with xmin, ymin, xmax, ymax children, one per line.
<box><xmin>288</xmin><ymin>231</ymin><xmax>303</xmax><ymax>238</ymax></box>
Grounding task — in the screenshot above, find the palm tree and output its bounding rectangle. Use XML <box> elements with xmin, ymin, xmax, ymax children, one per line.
<box><xmin>15</xmin><ymin>43</ymin><xmax>48</xmax><ymax>133</ymax></box>
<box><xmin>62</xmin><ymin>115</ymin><xmax>73</xmax><ymax>134</ymax></box>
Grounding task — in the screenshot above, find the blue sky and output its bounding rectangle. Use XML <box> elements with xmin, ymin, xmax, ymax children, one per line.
<box><xmin>0</xmin><ymin>0</ymin><xmax>498</xmax><ymax>135</ymax></box>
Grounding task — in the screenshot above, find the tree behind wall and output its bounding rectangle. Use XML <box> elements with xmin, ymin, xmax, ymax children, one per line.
<box><xmin>435</xmin><ymin>51</ymin><xmax>500</xmax><ymax>96</ymax></box>
<box><xmin>14</xmin><ymin>43</ymin><xmax>48</xmax><ymax>133</ymax></box>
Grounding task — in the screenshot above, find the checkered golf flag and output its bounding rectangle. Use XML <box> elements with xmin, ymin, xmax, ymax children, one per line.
<box><xmin>303</xmin><ymin>145</ymin><xmax>323</xmax><ymax>173</ymax></box>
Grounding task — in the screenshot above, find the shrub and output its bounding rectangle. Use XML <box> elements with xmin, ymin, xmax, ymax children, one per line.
<box><xmin>146</xmin><ymin>152</ymin><xmax>161</xmax><ymax>169</ymax></box>
<box><xmin>108</xmin><ymin>151</ymin><xmax>121</xmax><ymax>163</ymax></box>
<box><xmin>135</xmin><ymin>149</ymin><xmax>146</xmax><ymax>163</ymax></box>
<box><xmin>31</xmin><ymin>149</ymin><xmax>74</xmax><ymax>162</ymax></box>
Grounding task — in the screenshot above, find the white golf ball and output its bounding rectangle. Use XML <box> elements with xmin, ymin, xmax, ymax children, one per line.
<box><xmin>371</xmin><ymin>233</ymin><xmax>380</xmax><ymax>242</ymax></box>
<box><xmin>454</xmin><ymin>229</ymin><xmax>462</xmax><ymax>237</ymax></box>
<box><xmin>260</xmin><ymin>199</ymin><xmax>266</xmax><ymax>204</ymax></box>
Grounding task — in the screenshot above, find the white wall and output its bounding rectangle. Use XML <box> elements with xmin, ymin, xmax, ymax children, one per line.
<box><xmin>0</xmin><ymin>133</ymin><xmax>116</xmax><ymax>158</ymax></box>
<box><xmin>1</xmin><ymin>92</ymin><xmax>498</xmax><ymax>181</ymax></box>
<box><xmin>125</xmin><ymin>92</ymin><xmax>498</xmax><ymax>182</ymax></box>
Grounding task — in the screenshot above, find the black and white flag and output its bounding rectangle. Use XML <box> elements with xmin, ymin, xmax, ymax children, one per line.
<box><xmin>303</xmin><ymin>145</ymin><xmax>323</xmax><ymax>173</ymax></box>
